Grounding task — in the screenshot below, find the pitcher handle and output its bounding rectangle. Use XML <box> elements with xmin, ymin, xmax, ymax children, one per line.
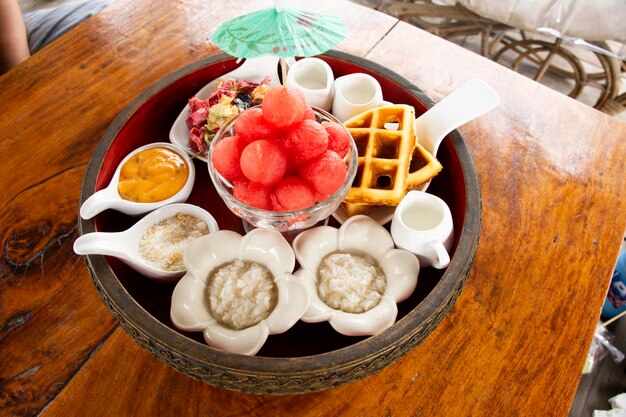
<box><xmin>430</xmin><ymin>241</ymin><xmax>450</xmax><ymax>269</ymax></box>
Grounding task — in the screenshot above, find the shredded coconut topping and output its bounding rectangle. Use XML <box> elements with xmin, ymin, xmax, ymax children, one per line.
<box><xmin>317</xmin><ymin>252</ymin><xmax>387</xmax><ymax>313</ymax></box>
<box><xmin>139</xmin><ymin>213</ymin><xmax>209</xmax><ymax>272</ymax></box>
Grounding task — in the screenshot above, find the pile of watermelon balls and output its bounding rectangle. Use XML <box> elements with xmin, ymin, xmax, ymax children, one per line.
<box><xmin>211</xmin><ymin>86</ymin><xmax>352</xmax><ymax>212</ymax></box>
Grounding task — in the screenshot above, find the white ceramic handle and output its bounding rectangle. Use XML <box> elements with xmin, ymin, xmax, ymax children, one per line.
<box><xmin>414</xmin><ymin>79</ymin><xmax>500</xmax><ymax>156</ymax></box>
<box><xmin>80</xmin><ymin>187</ymin><xmax>119</xmax><ymax>220</ymax></box>
<box><xmin>73</xmin><ymin>232</ymin><xmax>131</xmax><ymax>260</ymax></box>
<box><xmin>430</xmin><ymin>241</ymin><xmax>450</xmax><ymax>270</ymax></box>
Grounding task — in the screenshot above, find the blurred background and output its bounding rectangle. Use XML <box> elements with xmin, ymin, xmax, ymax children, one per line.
<box><xmin>352</xmin><ymin>0</ymin><xmax>626</xmax><ymax>123</ymax></box>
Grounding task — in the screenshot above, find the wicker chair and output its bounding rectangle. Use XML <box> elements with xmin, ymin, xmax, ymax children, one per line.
<box><xmin>370</xmin><ymin>0</ymin><xmax>625</xmax><ymax>116</ymax></box>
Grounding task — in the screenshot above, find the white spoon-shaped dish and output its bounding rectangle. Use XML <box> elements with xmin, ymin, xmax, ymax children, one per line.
<box><xmin>413</xmin><ymin>78</ymin><xmax>500</xmax><ymax>164</ymax></box>
<box><xmin>79</xmin><ymin>142</ymin><xmax>195</xmax><ymax>220</ymax></box>
<box><xmin>169</xmin><ymin>55</ymin><xmax>281</xmax><ymax>162</ymax></box>
<box><xmin>74</xmin><ymin>203</ymin><xmax>219</xmax><ymax>282</ymax></box>
<box><xmin>333</xmin><ymin>78</ymin><xmax>500</xmax><ymax>225</ymax></box>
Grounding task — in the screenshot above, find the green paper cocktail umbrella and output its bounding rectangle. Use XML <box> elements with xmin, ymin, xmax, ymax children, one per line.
<box><xmin>211</xmin><ymin>2</ymin><xmax>347</xmax><ymax>80</ymax></box>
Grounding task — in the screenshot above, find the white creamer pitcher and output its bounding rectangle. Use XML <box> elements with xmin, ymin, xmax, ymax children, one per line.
<box><xmin>331</xmin><ymin>73</ymin><xmax>389</xmax><ymax>122</ymax></box>
<box><xmin>286</xmin><ymin>57</ymin><xmax>335</xmax><ymax>111</ymax></box>
<box><xmin>390</xmin><ymin>191</ymin><xmax>454</xmax><ymax>269</ymax></box>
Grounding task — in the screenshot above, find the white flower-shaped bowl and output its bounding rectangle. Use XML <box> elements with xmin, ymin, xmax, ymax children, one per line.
<box><xmin>292</xmin><ymin>215</ymin><xmax>420</xmax><ymax>336</ymax></box>
<box><xmin>170</xmin><ymin>228</ymin><xmax>309</xmax><ymax>355</ymax></box>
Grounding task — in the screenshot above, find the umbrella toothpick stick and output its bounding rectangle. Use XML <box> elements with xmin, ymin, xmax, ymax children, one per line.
<box><xmin>280</xmin><ymin>58</ymin><xmax>287</xmax><ymax>86</ymax></box>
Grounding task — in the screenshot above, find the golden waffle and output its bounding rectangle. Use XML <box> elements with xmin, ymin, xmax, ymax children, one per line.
<box><xmin>341</xmin><ymin>201</ymin><xmax>381</xmax><ymax>217</ymax></box>
<box><xmin>406</xmin><ymin>142</ymin><xmax>443</xmax><ymax>189</ymax></box>
<box><xmin>341</xmin><ymin>131</ymin><xmax>443</xmax><ymax>217</ymax></box>
<box><xmin>343</xmin><ymin>104</ymin><xmax>417</xmax><ymax>206</ymax></box>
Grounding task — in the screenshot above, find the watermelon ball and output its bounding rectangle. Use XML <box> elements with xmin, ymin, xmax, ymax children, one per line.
<box><xmin>282</xmin><ymin>147</ymin><xmax>300</xmax><ymax>175</ymax></box>
<box><xmin>303</xmin><ymin>106</ymin><xmax>316</xmax><ymax>121</ymax></box>
<box><xmin>299</xmin><ymin>150</ymin><xmax>347</xmax><ymax>197</ymax></box>
<box><xmin>312</xmin><ymin>191</ymin><xmax>331</xmax><ymax>202</ymax></box>
<box><xmin>283</xmin><ymin>119</ymin><xmax>329</xmax><ymax>165</ymax></box>
<box><xmin>323</xmin><ymin>121</ymin><xmax>351</xmax><ymax>158</ymax></box>
<box><xmin>234</xmin><ymin>107</ymin><xmax>278</xmax><ymax>146</ymax></box>
<box><xmin>233</xmin><ymin>180</ymin><xmax>272</xmax><ymax>211</ymax></box>
<box><xmin>262</xmin><ymin>86</ymin><xmax>308</xmax><ymax>128</ymax></box>
<box><xmin>240</xmin><ymin>139</ymin><xmax>287</xmax><ymax>187</ymax></box>
<box><xmin>271</xmin><ymin>176</ymin><xmax>316</xmax><ymax>212</ymax></box>
<box><xmin>211</xmin><ymin>134</ymin><xmax>244</xmax><ymax>182</ymax></box>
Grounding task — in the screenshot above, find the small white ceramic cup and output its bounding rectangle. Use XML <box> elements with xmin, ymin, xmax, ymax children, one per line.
<box><xmin>286</xmin><ymin>57</ymin><xmax>335</xmax><ymax>112</ymax></box>
<box><xmin>332</xmin><ymin>73</ymin><xmax>390</xmax><ymax>122</ymax></box>
<box><xmin>390</xmin><ymin>190</ymin><xmax>454</xmax><ymax>269</ymax></box>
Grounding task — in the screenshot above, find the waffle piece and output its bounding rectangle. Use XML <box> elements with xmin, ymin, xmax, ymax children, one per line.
<box><xmin>343</xmin><ymin>104</ymin><xmax>417</xmax><ymax>206</ymax></box>
<box><xmin>406</xmin><ymin>142</ymin><xmax>443</xmax><ymax>190</ymax></box>
<box><xmin>341</xmin><ymin>201</ymin><xmax>382</xmax><ymax>217</ymax></box>
<box><xmin>341</xmin><ymin>138</ymin><xmax>443</xmax><ymax>218</ymax></box>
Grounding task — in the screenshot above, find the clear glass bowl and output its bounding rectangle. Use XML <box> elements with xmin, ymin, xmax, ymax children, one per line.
<box><xmin>207</xmin><ymin>106</ymin><xmax>358</xmax><ymax>233</ymax></box>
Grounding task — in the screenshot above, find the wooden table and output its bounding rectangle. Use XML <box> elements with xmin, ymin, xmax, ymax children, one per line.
<box><xmin>1</xmin><ymin>1</ymin><xmax>625</xmax><ymax>415</ymax></box>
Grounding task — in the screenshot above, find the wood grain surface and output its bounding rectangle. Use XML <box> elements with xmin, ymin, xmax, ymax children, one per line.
<box><xmin>1</xmin><ymin>1</ymin><xmax>625</xmax><ymax>416</ymax></box>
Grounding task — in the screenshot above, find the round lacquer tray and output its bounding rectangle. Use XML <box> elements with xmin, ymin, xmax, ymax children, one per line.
<box><xmin>78</xmin><ymin>50</ymin><xmax>481</xmax><ymax>394</ymax></box>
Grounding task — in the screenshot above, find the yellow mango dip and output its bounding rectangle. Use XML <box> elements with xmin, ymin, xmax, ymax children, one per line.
<box><xmin>117</xmin><ymin>147</ymin><xmax>189</xmax><ymax>203</ymax></box>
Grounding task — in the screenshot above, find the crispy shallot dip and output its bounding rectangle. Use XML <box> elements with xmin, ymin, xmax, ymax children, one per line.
<box><xmin>139</xmin><ymin>213</ymin><xmax>209</xmax><ymax>272</ymax></box>
<box><xmin>317</xmin><ymin>252</ymin><xmax>387</xmax><ymax>313</ymax></box>
<box><xmin>207</xmin><ymin>260</ymin><xmax>277</xmax><ymax>330</ymax></box>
